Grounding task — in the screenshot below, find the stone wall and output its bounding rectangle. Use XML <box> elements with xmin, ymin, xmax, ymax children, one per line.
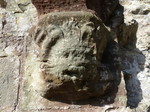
<box><xmin>0</xmin><ymin>0</ymin><xmax>37</xmax><ymax>111</ymax></box>
<box><xmin>0</xmin><ymin>0</ymin><xmax>149</xmax><ymax>112</ymax></box>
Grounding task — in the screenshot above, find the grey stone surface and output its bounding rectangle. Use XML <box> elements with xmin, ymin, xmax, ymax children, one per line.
<box><xmin>0</xmin><ymin>56</ymin><xmax>20</xmax><ymax>112</ymax></box>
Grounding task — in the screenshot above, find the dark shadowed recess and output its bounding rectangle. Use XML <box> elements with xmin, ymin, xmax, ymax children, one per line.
<box><xmin>0</xmin><ymin>0</ymin><xmax>7</xmax><ymax>8</ymax></box>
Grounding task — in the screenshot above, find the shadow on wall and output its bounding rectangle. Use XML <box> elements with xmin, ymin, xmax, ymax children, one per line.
<box><xmin>117</xmin><ymin>18</ymin><xmax>145</xmax><ymax>109</ymax></box>
<box><xmin>121</xmin><ymin>47</ymin><xmax>145</xmax><ymax>108</ymax></box>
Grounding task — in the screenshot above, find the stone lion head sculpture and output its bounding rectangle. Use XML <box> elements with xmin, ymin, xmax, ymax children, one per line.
<box><xmin>26</xmin><ymin>12</ymin><xmax>117</xmax><ymax>101</ymax></box>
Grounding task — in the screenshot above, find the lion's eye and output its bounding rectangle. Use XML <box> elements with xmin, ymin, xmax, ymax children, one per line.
<box><xmin>81</xmin><ymin>22</ymin><xmax>95</xmax><ymax>40</ymax></box>
<box><xmin>46</xmin><ymin>25</ymin><xmax>63</xmax><ymax>39</ymax></box>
